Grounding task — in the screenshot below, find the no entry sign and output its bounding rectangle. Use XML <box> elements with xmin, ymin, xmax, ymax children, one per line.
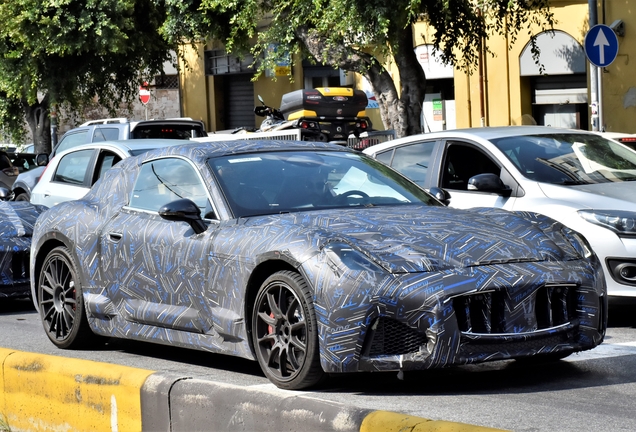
<box><xmin>139</xmin><ymin>83</ymin><xmax>151</xmax><ymax>105</ymax></box>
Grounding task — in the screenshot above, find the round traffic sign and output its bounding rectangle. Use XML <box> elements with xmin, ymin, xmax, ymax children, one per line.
<box><xmin>584</xmin><ymin>24</ymin><xmax>619</xmax><ymax>68</ymax></box>
<box><xmin>139</xmin><ymin>83</ymin><xmax>151</xmax><ymax>105</ymax></box>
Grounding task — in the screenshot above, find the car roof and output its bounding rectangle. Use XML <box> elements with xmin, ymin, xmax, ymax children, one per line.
<box><xmin>56</xmin><ymin>139</ymin><xmax>190</xmax><ymax>155</ymax></box>
<box><xmin>116</xmin><ymin>139</ymin><xmax>354</xmax><ymax>169</ymax></box>
<box><xmin>364</xmin><ymin>126</ymin><xmax>597</xmax><ymax>154</ymax></box>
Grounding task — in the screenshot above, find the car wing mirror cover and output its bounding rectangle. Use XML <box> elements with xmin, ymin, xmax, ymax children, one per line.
<box><xmin>36</xmin><ymin>154</ymin><xmax>49</xmax><ymax>166</ymax></box>
<box><xmin>159</xmin><ymin>198</ymin><xmax>207</xmax><ymax>234</ymax></box>
<box><xmin>467</xmin><ymin>173</ymin><xmax>511</xmax><ymax>195</ymax></box>
<box><xmin>429</xmin><ymin>186</ymin><xmax>451</xmax><ymax>205</ymax></box>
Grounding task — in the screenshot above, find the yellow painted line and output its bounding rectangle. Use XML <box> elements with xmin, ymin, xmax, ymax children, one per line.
<box><xmin>360</xmin><ymin>410</ymin><xmax>510</xmax><ymax>432</ymax></box>
<box><xmin>1</xmin><ymin>349</ymin><xmax>154</xmax><ymax>432</ymax></box>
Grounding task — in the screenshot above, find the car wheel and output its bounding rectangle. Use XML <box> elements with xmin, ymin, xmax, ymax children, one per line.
<box><xmin>252</xmin><ymin>271</ymin><xmax>324</xmax><ymax>390</ymax></box>
<box><xmin>38</xmin><ymin>246</ymin><xmax>95</xmax><ymax>349</ymax></box>
<box><xmin>14</xmin><ymin>192</ymin><xmax>29</xmax><ymax>202</ymax></box>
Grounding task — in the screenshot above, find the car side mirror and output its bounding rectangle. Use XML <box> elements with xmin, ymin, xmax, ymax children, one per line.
<box><xmin>0</xmin><ymin>187</ymin><xmax>13</xmax><ymax>201</ymax></box>
<box><xmin>36</xmin><ymin>154</ymin><xmax>49</xmax><ymax>166</ymax></box>
<box><xmin>467</xmin><ymin>173</ymin><xmax>511</xmax><ymax>195</ymax></box>
<box><xmin>158</xmin><ymin>198</ymin><xmax>208</xmax><ymax>234</ymax></box>
<box><xmin>429</xmin><ymin>186</ymin><xmax>451</xmax><ymax>205</ymax></box>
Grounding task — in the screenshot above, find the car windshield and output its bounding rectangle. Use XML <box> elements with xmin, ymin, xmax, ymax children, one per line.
<box><xmin>492</xmin><ymin>133</ymin><xmax>636</xmax><ymax>185</ymax></box>
<box><xmin>208</xmin><ymin>150</ymin><xmax>440</xmax><ymax>217</ymax></box>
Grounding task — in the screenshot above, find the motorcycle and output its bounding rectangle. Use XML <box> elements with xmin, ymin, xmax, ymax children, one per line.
<box><xmin>251</xmin><ymin>88</ymin><xmax>374</xmax><ymax>145</ymax></box>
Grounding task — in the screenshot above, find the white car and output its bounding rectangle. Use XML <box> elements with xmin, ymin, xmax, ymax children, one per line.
<box><xmin>364</xmin><ymin>126</ymin><xmax>636</xmax><ymax>299</ymax></box>
<box><xmin>30</xmin><ymin>139</ymin><xmax>187</xmax><ymax>208</ymax></box>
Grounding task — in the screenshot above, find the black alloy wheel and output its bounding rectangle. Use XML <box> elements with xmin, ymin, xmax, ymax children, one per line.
<box><xmin>38</xmin><ymin>246</ymin><xmax>94</xmax><ymax>349</ymax></box>
<box><xmin>252</xmin><ymin>271</ymin><xmax>324</xmax><ymax>390</ymax></box>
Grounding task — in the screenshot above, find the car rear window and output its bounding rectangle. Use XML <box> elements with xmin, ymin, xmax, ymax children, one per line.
<box><xmin>130</xmin><ymin>124</ymin><xmax>205</xmax><ymax>139</ymax></box>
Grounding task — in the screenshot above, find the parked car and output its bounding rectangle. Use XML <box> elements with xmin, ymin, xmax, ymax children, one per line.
<box><xmin>363</xmin><ymin>126</ymin><xmax>636</xmax><ymax>299</ymax></box>
<box><xmin>30</xmin><ymin>139</ymin><xmax>188</xmax><ymax>208</ymax></box>
<box><xmin>0</xmin><ymin>149</ymin><xmax>42</xmax><ymax>193</ymax></box>
<box><xmin>597</xmin><ymin>131</ymin><xmax>636</xmax><ymax>151</ymax></box>
<box><xmin>0</xmin><ymin>200</ymin><xmax>46</xmax><ymax>298</ymax></box>
<box><xmin>11</xmin><ymin>117</ymin><xmax>207</xmax><ymax>201</ymax></box>
<box><xmin>30</xmin><ymin>140</ymin><xmax>606</xmax><ymax>389</ymax></box>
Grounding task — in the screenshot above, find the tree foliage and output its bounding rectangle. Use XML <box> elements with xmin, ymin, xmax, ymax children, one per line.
<box><xmin>0</xmin><ymin>0</ymin><xmax>173</xmax><ymax>152</ymax></box>
<box><xmin>162</xmin><ymin>0</ymin><xmax>554</xmax><ymax>137</ymax></box>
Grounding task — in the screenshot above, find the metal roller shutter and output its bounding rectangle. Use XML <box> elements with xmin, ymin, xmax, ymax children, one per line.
<box><xmin>225</xmin><ymin>75</ymin><xmax>255</xmax><ymax>130</ymax></box>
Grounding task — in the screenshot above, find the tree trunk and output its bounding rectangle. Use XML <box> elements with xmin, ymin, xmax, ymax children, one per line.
<box><xmin>22</xmin><ymin>93</ymin><xmax>51</xmax><ymax>154</ymax></box>
<box><xmin>393</xmin><ymin>24</ymin><xmax>427</xmax><ymax>137</ymax></box>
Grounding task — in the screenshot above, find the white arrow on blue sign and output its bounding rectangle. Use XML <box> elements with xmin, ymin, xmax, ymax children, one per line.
<box><xmin>584</xmin><ymin>24</ymin><xmax>619</xmax><ymax>67</ymax></box>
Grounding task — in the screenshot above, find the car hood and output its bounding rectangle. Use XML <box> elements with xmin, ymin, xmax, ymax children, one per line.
<box><xmin>539</xmin><ymin>181</ymin><xmax>636</xmax><ymax>210</ymax></box>
<box><xmin>0</xmin><ymin>201</ymin><xmax>46</xmax><ymax>238</ymax></box>
<box><xmin>249</xmin><ymin>205</ymin><xmax>580</xmax><ymax>274</ymax></box>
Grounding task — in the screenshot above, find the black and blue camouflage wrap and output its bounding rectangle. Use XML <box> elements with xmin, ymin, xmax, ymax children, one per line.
<box><xmin>0</xmin><ymin>201</ymin><xmax>46</xmax><ymax>298</ymax></box>
<box><xmin>30</xmin><ymin>140</ymin><xmax>606</xmax><ymax>374</ymax></box>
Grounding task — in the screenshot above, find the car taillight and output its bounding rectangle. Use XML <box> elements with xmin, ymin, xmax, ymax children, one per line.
<box><xmin>356</xmin><ymin>120</ymin><xmax>369</xmax><ymax>130</ymax></box>
<box><xmin>2</xmin><ymin>167</ymin><xmax>18</xmax><ymax>177</ymax></box>
<box><xmin>619</xmin><ymin>137</ymin><xmax>636</xmax><ymax>143</ymax></box>
<box><xmin>299</xmin><ymin>120</ymin><xmax>318</xmax><ymax>129</ymax></box>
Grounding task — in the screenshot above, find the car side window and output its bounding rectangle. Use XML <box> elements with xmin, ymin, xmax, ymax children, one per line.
<box><xmin>441</xmin><ymin>143</ymin><xmax>500</xmax><ymax>190</ymax></box>
<box><xmin>93</xmin><ymin>151</ymin><xmax>122</xmax><ymax>184</ymax></box>
<box><xmin>375</xmin><ymin>149</ymin><xmax>394</xmax><ymax>165</ymax></box>
<box><xmin>52</xmin><ymin>149</ymin><xmax>94</xmax><ymax>186</ymax></box>
<box><xmin>92</xmin><ymin>127</ymin><xmax>120</xmax><ymax>142</ymax></box>
<box><xmin>388</xmin><ymin>141</ymin><xmax>435</xmax><ymax>188</ymax></box>
<box><xmin>55</xmin><ymin>130</ymin><xmax>89</xmax><ymax>155</ymax></box>
<box><xmin>130</xmin><ymin>158</ymin><xmax>211</xmax><ymax>214</ymax></box>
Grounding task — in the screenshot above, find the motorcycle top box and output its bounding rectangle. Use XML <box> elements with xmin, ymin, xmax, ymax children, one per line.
<box><xmin>280</xmin><ymin>88</ymin><xmax>368</xmax><ymax>120</ymax></box>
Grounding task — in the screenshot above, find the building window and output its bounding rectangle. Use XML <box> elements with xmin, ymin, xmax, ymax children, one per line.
<box><xmin>154</xmin><ymin>74</ymin><xmax>179</xmax><ymax>89</ymax></box>
<box><xmin>204</xmin><ymin>50</ymin><xmax>255</xmax><ymax>76</ymax></box>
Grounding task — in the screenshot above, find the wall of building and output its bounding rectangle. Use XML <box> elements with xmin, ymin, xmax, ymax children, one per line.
<box><xmin>178</xmin><ymin>1</ymin><xmax>636</xmax><ymax>134</ymax></box>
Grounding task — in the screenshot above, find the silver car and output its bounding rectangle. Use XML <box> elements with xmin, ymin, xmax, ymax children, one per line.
<box><xmin>30</xmin><ymin>139</ymin><xmax>187</xmax><ymax>208</ymax></box>
<box><xmin>364</xmin><ymin>126</ymin><xmax>636</xmax><ymax>299</ymax></box>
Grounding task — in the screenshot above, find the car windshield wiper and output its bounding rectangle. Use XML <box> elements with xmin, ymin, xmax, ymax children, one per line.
<box><xmin>535</xmin><ymin>158</ymin><xmax>587</xmax><ymax>185</ymax></box>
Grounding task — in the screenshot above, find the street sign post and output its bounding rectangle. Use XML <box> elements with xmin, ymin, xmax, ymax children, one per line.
<box><xmin>584</xmin><ymin>25</ymin><xmax>620</xmax><ymax>131</ymax></box>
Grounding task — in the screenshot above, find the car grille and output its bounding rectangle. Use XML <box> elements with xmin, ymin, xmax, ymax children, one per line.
<box><xmin>366</xmin><ymin>317</ymin><xmax>427</xmax><ymax>356</ymax></box>
<box><xmin>453</xmin><ymin>283</ymin><xmax>578</xmax><ymax>334</ymax></box>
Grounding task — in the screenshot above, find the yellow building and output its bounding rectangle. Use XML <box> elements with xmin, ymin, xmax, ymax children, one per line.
<box><xmin>179</xmin><ymin>1</ymin><xmax>636</xmax><ymax>134</ymax></box>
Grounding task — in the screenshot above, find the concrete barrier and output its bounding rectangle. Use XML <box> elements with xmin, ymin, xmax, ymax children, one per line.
<box><xmin>1</xmin><ymin>348</ymin><xmax>508</xmax><ymax>431</ymax></box>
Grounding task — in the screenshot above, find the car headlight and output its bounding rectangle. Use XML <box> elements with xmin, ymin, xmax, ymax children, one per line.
<box><xmin>578</xmin><ymin>209</ymin><xmax>636</xmax><ymax>237</ymax></box>
<box><xmin>323</xmin><ymin>242</ymin><xmax>385</xmax><ymax>273</ymax></box>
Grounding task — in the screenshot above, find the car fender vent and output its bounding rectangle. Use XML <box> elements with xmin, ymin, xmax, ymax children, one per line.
<box><xmin>365</xmin><ymin>317</ymin><xmax>427</xmax><ymax>356</ymax></box>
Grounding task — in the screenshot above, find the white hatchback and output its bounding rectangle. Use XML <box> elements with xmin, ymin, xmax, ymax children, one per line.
<box><xmin>364</xmin><ymin>126</ymin><xmax>636</xmax><ymax>299</ymax></box>
<box><xmin>30</xmin><ymin>139</ymin><xmax>187</xmax><ymax>208</ymax></box>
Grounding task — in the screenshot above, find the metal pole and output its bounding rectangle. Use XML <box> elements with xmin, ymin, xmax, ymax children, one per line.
<box><xmin>589</xmin><ymin>0</ymin><xmax>599</xmax><ymax>131</ymax></box>
<box><xmin>598</xmin><ymin>66</ymin><xmax>604</xmax><ymax>131</ymax></box>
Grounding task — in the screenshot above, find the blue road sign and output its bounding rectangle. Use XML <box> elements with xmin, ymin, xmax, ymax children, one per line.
<box><xmin>584</xmin><ymin>24</ymin><xmax>619</xmax><ymax>67</ymax></box>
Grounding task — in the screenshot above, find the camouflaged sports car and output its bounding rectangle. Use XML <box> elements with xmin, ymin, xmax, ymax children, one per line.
<box><xmin>0</xmin><ymin>200</ymin><xmax>46</xmax><ymax>298</ymax></box>
<box><xmin>30</xmin><ymin>140</ymin><xmax>607</xmax><ymax>389</ymax></box>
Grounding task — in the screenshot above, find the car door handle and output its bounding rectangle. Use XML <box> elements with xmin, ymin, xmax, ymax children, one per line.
<box><xmin>108</xmin><ymin>232</ymin><xmax>122</xmax><ymax>241</ymax></box>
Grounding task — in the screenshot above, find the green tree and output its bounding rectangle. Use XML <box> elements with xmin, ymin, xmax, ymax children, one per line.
<box><xmin>0</xmin><ymin>0</ymin><xmax>173</xmax><ymax>153</ymax></box>
<box><xmin>162</xmin><ymin>0</ymin><xmax>554</xmax><ymax>137</ymax></box>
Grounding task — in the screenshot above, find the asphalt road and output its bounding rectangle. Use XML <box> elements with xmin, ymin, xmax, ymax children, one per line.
<box><xmin>1</xmin><ymin>297</ymin><xmax>636</xmax><ymax>432</ymax></box>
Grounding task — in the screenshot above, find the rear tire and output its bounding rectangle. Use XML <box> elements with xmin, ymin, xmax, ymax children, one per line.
<box><xmin>252</xmin><ymin>271</ymin><xmax>324</xmax><ymax>389</ymax></box>
<box><xmin>38</xmin><ymin>246</ymin><xmax>95</xmax><ymax>349</ymax></box>
<box><xmin>14</xmin><ymin>192</ymin><xmax>29</xmax><ymax>202</ymax></box>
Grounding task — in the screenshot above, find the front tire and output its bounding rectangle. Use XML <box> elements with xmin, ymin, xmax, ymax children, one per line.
<box><xmin>38</xmin><ymin>246</ymin><xmax>95</xmax><ymax>349</ymax></box>
<box><xmin>252</xmin><ymin>271</ymin><xmax>324</xmax><ymax>389</ymax></box>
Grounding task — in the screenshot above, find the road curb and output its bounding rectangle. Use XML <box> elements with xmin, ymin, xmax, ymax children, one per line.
<box><xmin>1</xmin><ymin>348</ymin><xmax>508</xmax><ymax>431</ymax></box>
